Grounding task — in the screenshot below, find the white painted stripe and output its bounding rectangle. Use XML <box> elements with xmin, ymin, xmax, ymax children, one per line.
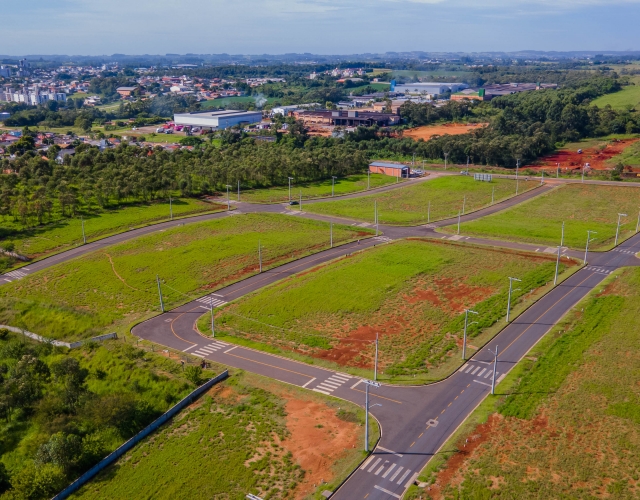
<box><xmin>377</xmin><ymin>446</ymin><xmax>403</xmax><ymax>458</ymax></box>
<box><xmin>198</xmin><ymin>347</ymin><xmax>219</xmax><ymax>353</ymax></box>
<box><xmin>320</xmin><ymin>380</ymin><xmax>342</xmax><ymax>389</ymax></box>
<box><xmin>182</xmin><ymin>344</ymin><xmax>198</xmax><ymax>352</ymax></box>
<box><xmin>199</xmin><ymin>306</ymin><xmax>210</xmax><ymax>310</ymax></box>
<box><xmin>312</xmin><ymin>388</ymin><xmax>331</xmax><ymax>395</ymax></box>
<box><xmin>316</xmin><ymin>384</ymin><xmax>335</xmax><ymax>392</ymax></box>
<box><xmin>301</xmin><ymin>377</ymin><xmax>316</xmax><ymax>388</ymax></box>
<box><xmin>192</xmin><ymin>353</ymin><xmax>204</xmax><ymax>358</ymax></box>
<box><xmin>193</xmin><ymin>351</ymin><xmax>208</xmax><ymax>356</ymax></box>
<box><xmin>477</xmin><ymin>368</ymin><xmax>487</xmax><ymax>377</ymax></box>
<box><xmin>351</xmin><ymin>379</ymin><xmax>363</xmax><ymax>390</ymax></box>
<box><xmin>375</xmin><ymin>465</ymin><xmax>385</xmax><ymax>475</ymax></box>
<box><xmin>223</xmin><ymin>346</ymin><xmax>237</xmax><ymax>354</ymax></box>
<box><xmin>405</xmin><ymin>472</ymin><xmax>419</xmax><ymax>488</ymax></box>
<box><xmin>327</xmin><ymin>376</ymin><xmax>348</xmax><ymax>384</ymax></box>
<box><xmin>471</xmin><ymin>366</ymin><xmax>481</xmax><ymax>375</ymax></box>
<box><xmin>382</xmin><ymin>463</ymin><xmax>396</xmax><ymax>478</ymax></box>
<box><xmin>373</xmin><ymin>485</ymin><xmax>401</xmax><ymax>498</ymax></box>
<box><xmin>208</xmin><ymin>341</ymin><xmax>228</xmax><ymax>348</ymax></box>
<box><xmin>368</xmin><ymin>458</ymin><xmax>382</xmax><ymax>472</ymax></box>
<box><xmin>397</xmin><ymin>469</ymin><xmax>411</xmax><ymax>485</ymax></box>
<box><xmin>389</xmin><ymin>466</ymin><xmax>403</xmax><ymax>482</ymax></box>
<box><xmin>477</xmin><ymin>360</ymin><xmax>492</xmax><ymax>365</ymax></box>
<box><xmin>473</xmin><ymin>380</ymin><xmax>492</xmax><ymax>387</ymax></box>
<box><xmin>4</xmin><ymin>279</ymin><xmax>12</xmax><ymax>282</ymax></box>
<box><xmin>483</xmin><ymin>371</ymin><xmax>492</xmax><ymax>379</ymax></box>
<box><xmin>360</xmin><ymin>456</ymin><xmax>375</xmax><ymax>470</ymax></box>
<box><xmin>458</xmin><ymin>366</ymin><xmax>468</xmax><ymax>373</ymax></box>
<box><xmin>332</xmin><ymin>373</ymin><xmax>352</xmax><ymax>380</ymax></box>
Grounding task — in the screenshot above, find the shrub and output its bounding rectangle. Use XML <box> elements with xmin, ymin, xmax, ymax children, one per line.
<box><xmin>184</xmin><ymin>365</ymin><xmax>203</xmax><ymax>386</ymax></box>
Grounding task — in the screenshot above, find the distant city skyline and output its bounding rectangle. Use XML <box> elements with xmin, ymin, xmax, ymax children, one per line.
<box><xmin>3</xmin><ymin>0</ymin><xmax>640</xmax><ymax>56</ymax></box>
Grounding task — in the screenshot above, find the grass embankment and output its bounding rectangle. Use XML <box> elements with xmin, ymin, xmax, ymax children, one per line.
<box><xmin>591</xmin><ymin>77</ymin><xmax>640</xmax><ymax>110</ymax></box>
<box><xmin>0</xmin><ymin>332</ymin><xmax>214</xmax><ymax>500</ymax></box>
<box><xmin>0</xmin><ymin>214</ymin><xmax>371</xmax><ymax>342</ymax></box>
<box><xmin>302</xmin><ymin>176</ymin><xmax>539</xmax><ymax>225</ymax></box>
<box><xmin>238</xmin><ymin>173</ymin><xmax>399</xmax><ymax>203</ymax></box>
<box><xmin>200</xmin><ymin>240</ymin><xmax>572</xmax><ymax>383</ymax></box>
<box><xmin>611</xmin><ymin>139</ymin><xmax>640</xmax><ymax>166</ymax></box>
<box><xmin>446</xmin><ymin>183</ymin><xmax>640</xmax><ymax>250</ymax></box>
<box><xmin>406</xmin><ymin>266</ymin><xmax>640</xmax><ymax>499</ymax></box>
<box><xmin>1</xmin><ymin>198</ymin><xmax>222</xmax><ymax>265</ymax></box>
<box><xmin>72</xmin><ymin>371</ymin><xmax>378</xmax><ymax>500</ymax></box>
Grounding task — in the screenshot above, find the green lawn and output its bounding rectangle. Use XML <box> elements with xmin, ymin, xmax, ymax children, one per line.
<box><xmin>592</xmin><ymin>80</ymin><xmax>640</xmax><ymax>110</ymax></box>
<box><xmin>71</xmin><ymin>371</ymin><xmax>378</xmax><ymax>500</ymax></box>
<box><xmin>407</xmin><ymin>266</ymin><xmax>640</xmax><ymax>499</ymax></box>
<box><xmin>446</xmin><ymin>183</ymin><xmax>640</xmax><ymax>250</ymax></box>
<box><xmin>302</xmin><ymin>176</ymin><xmax>540</xmax><ymax>225</ymax></box>
<box><xmin>0</xmin><ymin>214</ymin><xmax>371</xmax><ymax>342</ymax></box>
<box><xmin>239</xmin><ymin>173</ymin><xmax>400</xmax><ymax>203</ymax></box>
<box><xmin>1</xmin><ymin>198</ymin><xmax>222</xmax><ymax>262</ymax></box>
<box><xmin>609</xmin><ymin>139</ymin><xmax>640</xmax><ymax>166</ymax></box>
<box><xmin>202</xmin><ymin>240</ymin><xmax>567</xmax><ymax>382</ymax></box>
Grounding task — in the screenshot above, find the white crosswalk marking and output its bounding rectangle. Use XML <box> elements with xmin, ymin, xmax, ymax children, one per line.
<box><xmin>477</xmin><ymin>368</ymin><xmax>486</xmax><ymax>377</ymax></box>
<box><xmin>585</xmin><ymin>266</ymin><xmax>611</xmax><ymax>275</ymax></box>
<box><xmin>397</xmin><ymin>469</ymin><xmax>411</xmax><ymax>485</ymax></box>
<box><xmin>471</xmin><ymin>366</ymin><xmax>480</xmax><ymax>375</ymax></box>
<box><xmin>389</xmin><ymin>466</ymin><xmax>403</xmax><ymax>482</ymax></box>
<box><xmin>5</xmin><ymin>270</ymin><xmax>27</xmax><ymax>280</ymax></box>
<box><xmin>358</xmin><ymin>222</ymin><xmax>371</xmax><ymax>227</ymax></box>
<box><xmin>374</xmin><ymin>236</ymin><xmax>393</xmax><ymax>243</ymax></box>
<box><xmin>196</xmin><ymin>295</ymin><xmax>227</xmax><ymax>307</ymax></box>
<box><xmin>192</xmin><ymin>341</ymin><xmax>228</xmax><ymax>357</ymax></box>
<box><xmin>381</xmin><ymin>463</ymin><xmax>396</xmax><ymax>478</ymax></box>
<box><xmin>368</xmin><ymin>458</ymin><xmax>382</xmax><ymax>472</ymax></box>
<box><xmin>312</xmin><ymin>372</ymin><xmax>352</xmax><ymax>393</ymax></box>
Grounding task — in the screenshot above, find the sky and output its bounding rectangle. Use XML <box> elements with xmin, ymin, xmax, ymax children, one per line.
<box><xmin>3</xmin><ymin>0</ymin><xmax>640</xmax><ymax>56</ymax></box>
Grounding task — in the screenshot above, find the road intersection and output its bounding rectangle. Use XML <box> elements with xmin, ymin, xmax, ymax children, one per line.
<box><xmin>2</xmin><ymin>177</ymin><xmax>639</xmax><ymax>499</ymax></box>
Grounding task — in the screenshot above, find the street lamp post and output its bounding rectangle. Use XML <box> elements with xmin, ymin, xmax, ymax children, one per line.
<box><xmin>258</xmin><ymin>240</ymin><xmax>262</xmax><ymax>273</ymax></box>
<box><xmin>169</xmin><ymin>197</ymin><xmax>173</xmax><ymax>220</ymax></box>
<box><xmin>427</xmin><ymin>201</ymin><xmax>431</xmax><ymax>224</ymax></box>
<box><xmin>210</xmin><ymin>298</ymin><xmax>215</xmax><ymax>337</ymax></box>
<box><xmin>156</xmin><ymin>275</ymin><xmax>165</xmax><ymax>313</ymax></box>
<box><xmin>81</xmin><ymin>217</ymin><xmax>86</xmax><ymax>244</ymax></box>
<box><xmin>288</xmin><ymin>177</ymin><xmax>294</xmax><ymax>202</ymax></box>
<box><xmin>374</xmin><ymin>333</ymin><xmax>379</xmax><ymax>381</ymax></box>
<box><xmin>516</xmin><ymin>159</ymin><xmax>520</xmax><ymax>195</ymax></box>
<box><xmin>582</xmin><ymin>164</ymin><xmax>586</xmax><ymax>183</ymax></box>
<box><xmin>506</xmin><ymin>277</ymin><xmax>521</xmax><ymax>323</ymax></box>
<box><xmin>554</xmin><ymin>245</ymin><xmax>562</xmax><ymax>285</ymax></box>
<box><xmin>491</xmin><ymin>186</ymin><xmax>495</xmax><ymax>205</ymax></box>
<box><xmin>375</xmin><ymin>200</ymin><xmax>379</xmax><ymax>236</ymax></box>
<box><xmin>332</xmin><ymin>176</ymin><xmax>337</xmax><ymax>197</ymax></box>
<box><xmin>541</xmin><ymin>170</ymin><xmax>544</xmax><ymax>185</ymax></box>
<box><xmin>557</xmin><ymin>163</ymin><xmax>560</xmax><ymax>178</ymax></box>
<box><xmin>561</xmin><ymin>221</ymin><xmax>565</xmax><ymax>247</ymax></box>
<box><xmin>636</xmin><ymin>210</ymin><xmax>640</xmax><ymax>234</ymax></box>
<box><xmin>299</xmin><ymin>190</ymin><xmax>302</xmax><ymax>211</ymax></box>
<box><xmin>462</xmin><ymin>195</ymin><xmax>466</xmax><ymax>215</ymax></box>
<box><xmin>462</xmin><ymin>309</ymin><xmax>479</xmax><ymax>360</ymax></box>
<box><xmin>584</xmin><ymin>230</ymin><xmax>597</xmax><ymax>265</ymax></box>
<box><xmin>330</xmin><ymin>222</ymin><xmax>333</xmax><ymax>248</ymax></box>
<box><xmin>615</xmin><ymin>213</ymin><xmax>627</xmax><ymax>246</ymax></box>
<box><xmin>457</xmin><ymin>210</ymin><xmax>461</xmax><ymax>235</ymax></box>
<box><xmin>444</xmin><ymin>152</ymin><xmax>449</xmax><ymax>170</ymax></box>
<box><xmin>226</xmin><ymin>185</ymin><xmax>231</xmax><ymax>210</ymax></box>
<box><xmin>238</xmin><ymin>180</ymin><xmax>240</xmax><ymax>201</ymax></box>
<box><xmin>489</xmin><ymin>345</ymin><xmax>499</xmax><ymax>395</ymax></box>
<box><xmin>367</xmin><ymin>170</ymin><xmax>371</xmax><ymax>190</ymax></box>
<box><xmin>363</xmin><ymin>379</ymin><xmax>381</xmax><ymax>452</ymax></box>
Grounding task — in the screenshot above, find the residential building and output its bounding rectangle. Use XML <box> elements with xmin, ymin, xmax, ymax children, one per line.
<box><xmin>116</xmin><ymin>86</ymin><xmax>138</xmax><ymax>97</ymax></box>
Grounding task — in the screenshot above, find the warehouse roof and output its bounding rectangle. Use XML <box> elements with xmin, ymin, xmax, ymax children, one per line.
<box><xmin>370</xmin><ymin>161</ymin><xmax>409</xmax><ymax>169</ymax></box>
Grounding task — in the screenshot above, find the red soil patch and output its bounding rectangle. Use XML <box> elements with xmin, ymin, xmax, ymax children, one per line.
<box><xmin>404</xmin><ymin>123</ymin><xmax>488</xmax><ymax>141</ymax></box>
<box><xmin>406</xmin><ymin>278</ymin><xmax>495</xmax><ymax>314</ymax></box>
<box><xmin>281</xmin><ymin>396</ymin><xmax>359</xmax><ymax>499</ymax></box>
<box><xmin>530</xmin><ymin>138</ymin><xmax>640</xmax><ymax>172</ymax></box>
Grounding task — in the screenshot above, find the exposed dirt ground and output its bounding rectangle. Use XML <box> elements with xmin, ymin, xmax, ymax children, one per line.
<box><xmin>403</xmin><ymin>123</ymin><xmax>488</xmax><ymax>141</ymax></box>
<box><xmin>529</xmin><ymin>138</ymin><xmax>640</xmax><ymax>172</ymax></box>
<box><xmin>281</xmin><ymin>396</ymin><xmax>359</xmax><ymax>499</ymax></box>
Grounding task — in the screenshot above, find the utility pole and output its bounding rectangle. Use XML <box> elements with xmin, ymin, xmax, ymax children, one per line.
<box><xmin>258</xmin><ymin>240</ymin><xmax>262</xmax><ymax>273</ymax></box>
<box><xmin>457</xmin><ymin>210</ymin><xmax>461</xmax><ymax>235</ymax></box>
<box><xmin>615</xmin><ymin>213</ymin><xmax>627</xmax><ymax>246</ymax></box>
<box><xmin>462</xmin><ymin>309</ymin><xmax>478</xmax><ymax>360</ymax></box>
<box><xmin>489</xmin><ymin>345</ymin><xmax>499</xmax><ymax>395</ymax></box>
<box><xmin>81</xmin><ymin>217</ymin><xmax>86</xmax><ymax>244</ymax></box>
<box><xmin>491</xmin><ymin>186</ymin><xmax>495</xmax><ymax>205</ymax></box>
<box><xmin>156</xmin><ymin>275</ymin><xmax>165</xmax><ymax>313</ymax></box>
<box><xmin>557</xmin><ymin>163</ymin><xmax>560</xmax><ymax>178</ymax></box>
<box><xmin>466</xmin><ymin>156</ymin><xmax>470</xmax><ymax>174</ymax></box>
<box><xmin>506</xmin><ymin>277</ymin><xmax>521</xmax><ymax>323</ymax></box>
<box><xmin>330</xmin><ymin>223</ymin><xmax>333</xmax><ymax>248</ymax></box>
<box><xmin>541</xmin><ymin>170</ymin><xmax>544</xmax><ymax>185</ymax></box>
<box><xmin>363</xmin><ymin>379</ymin><xmax>381</xmax><ymax>452</ymax></box>
<box><xmin>170</xmin><ymin>197</ymin><xmax>173</xmax><ymax>220</ymax></box>
<box><xmin>462</xmin><ymin>195</ymin><xmax>466</xmax><ymax>215</ymax></box>
<box><xmin>427</xmin><ymin>201</ymin><xmax>431</xmax><ymax>224</ymax></box>
<box><xmin>444</xmin><ymin>152</ymin><xmax>449</xmax><ymax>170</ymax></box>
<box><xmin>636</xmin><ymin>209</ymin><xmax>640</xmax><ymax>234</ymax></box>
<box><xmin>374</xmin><ymin>333</ymin><xmax>379</xmax><ymax>381</ymax></box>
<box><xmin>210</xmin><ymin>298</ymin><xmax>215</xmax><ymax>337</ymax></box>
<box><xmin>584</xmin><ymin>230</ymin><xmax>597</xmax><ymax>265</ymax></box>
<box><xmin>226</xmin><ymin>185</ymin><xmax>231</xmax><ymax>211</ymax></box>
<box><xmin>516</xmin><ymin>159</ymin><xmax>520</xmax><ymax>195</ymax></box>
<box><xmin>238</xmin><ymin>180</ymin><xmax>240</xmax><ymax>201</ymax></box>
<box><xmin>554</xmin><ymin>245</ymin><xmax>562</xmax><ymax>285</ymax></box>
<box><xmin>299</xmin><ymin>190</ymin><xmax>302</xmax><ymax>211</ymax></box>
<box><xmin>332</xmin><ymin>176</ymin><xmax>337</xmax><ymax>197</ymax></box>
<box><xmin>375</xmin><ymin>200</ymin><xmax>379</xmax><ymax>236</ymax></box>
<box><xmin>288</xmin><ymin>177</ymin><xmax>294</xmax><ymax>202</ymax></box>
<box><xmin>367</xmin><ymin>169</ymin><xmax>371</xmax><ymax>190</ymax></box>
<box><xmin>561</xmin><ymin>221</ymin><xmax>565</xmax><ymax>247</ymax></box>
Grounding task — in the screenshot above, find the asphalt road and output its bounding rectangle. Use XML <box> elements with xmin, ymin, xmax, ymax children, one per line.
<box><xmin>4</xmin><ymin>176</ymin><xmax>640</xmax><ymax>499</ymax></box>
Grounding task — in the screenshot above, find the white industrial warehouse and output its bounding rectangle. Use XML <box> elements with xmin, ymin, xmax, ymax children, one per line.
<box><xmin>173</xmin><ymin>110</ymin><xmax>262</xmax><ymax>130</ymax></box>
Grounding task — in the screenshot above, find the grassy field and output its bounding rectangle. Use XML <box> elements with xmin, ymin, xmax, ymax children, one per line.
<box><xmin>0</xmin><ymin>214</ymin><xmax>371</xmax><ymax>341</ymax></box>
<box><xmin>407</xmin><ymin>267</ymin><xmax>640</xmax><ymax>499</ymax></box>
<box><xmin>610</xmin><ymin>139</ymin><xmax>640</xmax><ymax>166</ymax></box>
<box><xmin>0</xmin><ymin>333</ymin><xmax>211</xmax><ymax>499</ymax></box>
<box><xmin>1</xmin><ymin>198</ymin><xmax>222</xmax><ymax>263</ymax></box>
<box><xmin>446</xmin><ymin>183</ymin><xmax>640</xmax><ymax>250</ymax></box>
<box><xmin>302</xmin><ymin>176</ymin><xmax>540</xmax><ymax>226</ymax></box>
<box><xmin>238</xmin><ymin>173</ymin><xmax>400</xmax><ymax>203</ymax></box>
<box><xmin>201</xmin><ymin>240</ymin><xmax>569</xmax><ymax>382</ymax></box>
<box><xmin>592</xmin><ymin>78</ymin><xmax>640</xmax><ymax>110</ymax></box>
<box><xmin>72</xmin><ymin>370</ymin><xmax>378</xmax><ymax>500</ymax></box>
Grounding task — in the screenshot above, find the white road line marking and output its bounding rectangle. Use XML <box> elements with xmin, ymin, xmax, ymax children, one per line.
<box><xmin>312</xmin><ymin>388</ymin><xmax>331</xmax><ymax>395</ymax></box>
<box><xmin>316</xmin><ymin>384</ymin><xmax>335</xmax><ymax>392</ymax></box>
<box><xmin>483</xmin><ymin>371</ymin><xmax>492</xmax><ymax>378</ymax></box>
<box><xmin>375</xmin><ymin>465</ymin><xmax>385</xmax><ymax>475</ymax></box>
<box><xmin>477</xmin><ymin>360</ymin><xmax>491</xmax><ymax>365</ymax></box>
<box><xmin>333</xmin><ymin>373</ymin><xmax>352</xmax><ymax>379</ymax></box>
<box><xmin>360</xmin><ymin>456</ymin><xmax>375</xmax><ymax>470</ymax></box>
<box><xmin>389</xmin><ymin>466</ymin><xmax>403</xmax><ymax>482</ymax></box>
<box><xmin>199</xmin><ymin>306</ymin><xmax>209</xmax><ymax>310</ymax></box>
<box><xmin>471</xmin><ymin>366</ymin><xmax>481</xmax><ymax>375</ymax></box>
<box><xmin>368</xmin><ymin>458</ymin><xmax>382</xmax><ymax>472</ymax></box>
<box><xmin>198</xmin><ymin>347</ymin><xmax>219</xmax><ymax>353</ymax></box>
<box><xmin>351</xmin><ymin>379</ymin><xmax>363</xmax><ymax>389</ymax></box>
<box><xmin>377</xmin><ymin>446</ymin><xmax>403</xmax><ymax>458</ymax></box>
<box><xmin>328</xmin><ymin>375</ymin><xmax>349</xmax><ymax>383</ymax></box>
<box><xmin>4</xmin><ymin>279</ymin><xmax>11</xmax><ymax>282</ymax></box>
<box><xmin>474</xmin><ymin>380</ymin><xmax>492</xmax><ymax>387</ymax></box>
<box><xmin>458</xmin><ymin>366</ymin><xmax>467</xmax><ymax>373</ymax></box>
<box><xmin>405</xmin><ymin>472</ymin><xmax>419</xmax><ymax>488</ymax></box>
<box><xmin>320</xmin><ymin>380</ymin><xmax>342</xmax><ymax>388</ymax></box>
<box><xmin>209</xmin><ymin>340</ymin><xmax>228</xmax><ymax>347</ymax></box>
<box><xmin>301</xmin><ymin>377</ymin><xmax>316</xmax><ymax>388</ymax></box>
<box><xmin>223</xmin><ymin>346</ymin><xmax>237</xmax><ymax>353</ymax></box>
<box><xmin>192</xmin><ymin>353</ymin><xmax>204</xmax><ymax>358</ymax></box>
<box><xmin>182</xmin><ymin>345</ymin><xmax>198</xmax><ymax>352</ymax></box>
<box><xmin>373</xmin><ymin>485</ymin><xmax>401</xmax><ymax>498</ymax></box>
<box><xmin>477</xmin><ymin>368</ymin><xmax>487</xmax><ymax>377</ymax></box>
<box><xmin>397</xmin><ymin>469</ymin><xmax>411</xmax><ymax>485</ymax></box>
<box><xmin>382</xmin><ymin>463</ymin><xmax>396</xmax><ymax>478</ymax></box>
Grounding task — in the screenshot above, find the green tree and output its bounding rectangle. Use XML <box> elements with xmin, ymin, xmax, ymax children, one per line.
<box><xmin>184</xmin><ymin>365</ymin><xmax>203</xmax><ymax>386</ymax></box>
